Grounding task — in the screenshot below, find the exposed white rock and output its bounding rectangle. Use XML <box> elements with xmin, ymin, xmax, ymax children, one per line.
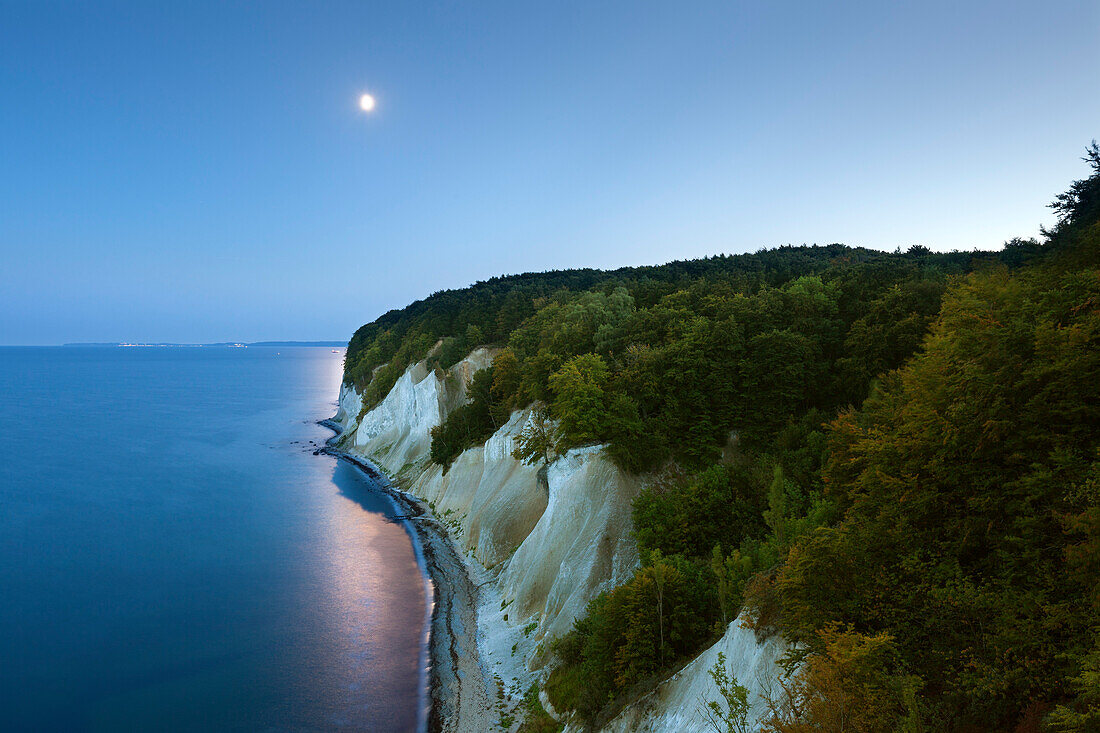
<box><xmin>333</xmin><ymin>382</ymin><xmax>362</xmax><ymax>431</ymax></box>
<box><xmin>411</xmin><ymin>408</ymin><xmax>545</xmax><ymax>569</ymax></box>
<box><xmin>589</xmin><ymin>614</ymin><xmax>789</xmax><ymax>733</ymax></box>
<box><xmin>500</xmin><ymin>444</ymin><xmax>641</xmax><ymax>652</ymax></box>
<box><xmin>338</xmin><ymin>351</ymin><xmax>641</xmax><ymax>674</ymax></box>
<box><xmin>342</xmin><ymin>348</ymin><xmax>495</xmax><ymax>482</ymax></box>
<box><xmin>337</xmin><ymin>348</ymin><xmax>785</xmax><ymax>731</ymax></box>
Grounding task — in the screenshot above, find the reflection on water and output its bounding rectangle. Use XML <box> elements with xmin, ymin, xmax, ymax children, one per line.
<box><xmin>321</xmin><ymin>460</ymin><xmax>430</xmax><ymax>732</ymax></box>
<box><xmin>0</xmin><ymin>347</ymin><xmax>428</xmax><ymax>731</ymax></box>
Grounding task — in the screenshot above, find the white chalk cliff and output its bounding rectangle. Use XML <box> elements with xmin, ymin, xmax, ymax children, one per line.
<box><xmin>334</xmin><ymin>348</ymin><xmax>785</xmax><ymax>731</ymax></box>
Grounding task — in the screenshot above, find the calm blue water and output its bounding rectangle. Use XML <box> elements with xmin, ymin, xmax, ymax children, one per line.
<box><xmin>0</xmin><ymin>347</ymin><xmax>429</xmax><ymax>731</ymax></box>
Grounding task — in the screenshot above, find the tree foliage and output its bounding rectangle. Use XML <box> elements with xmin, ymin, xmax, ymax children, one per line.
<box><xmin>702</xmin><ymin>652</ymin><xmax>752</xmax><ymax>733</ymax></box>
<box><xmin>347</xmin><ymin>145</ymin><xmax>1100</xmax><ymax>732</ymax></box>
<box><xmin>772</xmin><ymin>214</ymin><xmax>1100</xmax><ymax>727</ymax></box>
<box><xmin>511</xmin><ymin>406</ymin><xmax>559</xmax><ymax>467</ymax></box>
<box><xmin>428</xmin><ymin>367</ymin><xmax>497</xmax><ymax>471</ymax></box>
<box><xmin>541</xmin><ymin>146</ymin><xmax>1100</xmax><ymax>729</ymax></box>
<box><xmin>760</xmin><ymin>626</ymin><xmax>924</xmax><ymax>733</ymax></box>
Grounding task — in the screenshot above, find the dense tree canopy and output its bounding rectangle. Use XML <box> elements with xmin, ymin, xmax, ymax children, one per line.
<box><xmin>772</xmin><ymin>242</ymin><xmax>1100</xmax><ymax>728</ymax></box>
<box><xmin>539</xmin><ymin>152</ymin><xmax>1100</xmax><ymax>730</ymax></box>
<box><xmin>345</xmin><ymin>146</ymin><xmax>1098</xmax><ymax>731</ymax></box>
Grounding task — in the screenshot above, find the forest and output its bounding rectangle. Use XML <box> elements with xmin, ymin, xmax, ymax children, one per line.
<box><xmin>344</xmin><ymin>144</ymin><xmax>1100</xmax><ymax>731</ymax></box>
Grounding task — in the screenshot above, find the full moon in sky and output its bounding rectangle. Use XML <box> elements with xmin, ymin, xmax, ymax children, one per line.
<box><xmin>358</xmin><ymin>93</ymin><xmax>376</xmax><ymax>112</ymax></box>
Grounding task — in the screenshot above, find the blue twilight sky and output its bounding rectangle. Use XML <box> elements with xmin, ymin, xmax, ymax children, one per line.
<box><xmin>1</xmin><ymin>1</ymin><xmax>1097</xmax><ymax>345</ymax></box>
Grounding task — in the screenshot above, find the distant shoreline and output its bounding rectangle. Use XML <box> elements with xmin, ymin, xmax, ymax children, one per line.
<box><xmin>59</xmin><ymin>341</ymin><xmax>347</xmax><ymax>348</ymax></box>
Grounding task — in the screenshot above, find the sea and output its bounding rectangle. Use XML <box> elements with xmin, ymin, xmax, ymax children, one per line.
<box><xmin>0</xmin><ymin>346</ymin><xmax>429</xmax><ymax>731</ymax></box>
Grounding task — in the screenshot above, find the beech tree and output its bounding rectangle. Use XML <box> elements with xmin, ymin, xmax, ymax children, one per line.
<box><xmin>548</xmin><ymin>353</ymin><xmax>612</xmax><ymax>445</ymax></box>
<box><xmin>511</xmin><ymin>406</ymin><xmax>559</xmax><ymax>467</ymax></box>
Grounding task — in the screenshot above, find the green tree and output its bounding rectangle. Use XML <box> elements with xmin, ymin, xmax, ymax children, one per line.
<box><xmin>1046</xmin><ymin>632</ymin><xmax>1100</xmax><ymax>732</ymax></box>
<box><xmin>776</xmin><ymin>256</ymin><xmax>1100</xmax><ymax>727</ymax></box>
<box><xmin>489</xmin><ymin>347</ymin><xmax>521</xmax><ymax>424</ymax></box>
<box><xmin>429</xmin><ymin>367</ymin><xmax>497</xmax><ymax>470</ymax></box>
<box><xmin>548</xmin><ymin>353</ymin><xmax>613</xmax><ymax>446</ymax></box>
<box><xmin>1048</xmin><ymin>140</ymin><xmax>1100</xmax><ymax>231</ymax></box>
<box><xmin>646</xmin><ymin>549</ymin><xmax>677</xmax><ymax>664</ymax></box>
<box><xmin>512</xmin><ymin>406</ymin><xmax>559</xmax><ymax>467</ymax></box>
<box><xmin>701</xmin><ymin>652</ymin><xmax>751</xmax><ymax>733</ymax></box>
<box><xmin>709</xmin><ymin>544</ymin><xmax>748</xmax><ymax>630</ymax></box>
<box><xmin>632</xmin><ymin>465</ymin><xmax>766</xmax><ymax>560</ymax></box>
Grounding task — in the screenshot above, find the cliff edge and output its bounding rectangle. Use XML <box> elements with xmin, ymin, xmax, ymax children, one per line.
<box><xmin>333</xmin><ymin>348</ymin><xmax>785</xmax><ymax>731</ymax></box>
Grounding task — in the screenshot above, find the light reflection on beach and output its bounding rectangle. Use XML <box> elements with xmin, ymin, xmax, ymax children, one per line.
<box><xmin>316</xmin><ymin>458</ymin><xmax>429</xmax><ymax>731</ymax></box>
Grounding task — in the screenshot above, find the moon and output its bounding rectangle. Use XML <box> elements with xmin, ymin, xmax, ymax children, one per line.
<box><xmin>359</xmin><ymin>93</ymin><xmax>376</xmax><ymax>112</ymax></box>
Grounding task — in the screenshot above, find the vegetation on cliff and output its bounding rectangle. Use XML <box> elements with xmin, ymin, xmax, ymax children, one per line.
<box><xmin>344</xmin><ymin>144</ymin><xmax>1099</xmax><ymax>730</ymax></box>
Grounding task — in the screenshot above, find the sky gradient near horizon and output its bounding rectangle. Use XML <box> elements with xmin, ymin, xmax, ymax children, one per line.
<box><xmin>1</xmin><ymin>1</ymin><xmax>1098</xmax><ymax>345</ymax></box>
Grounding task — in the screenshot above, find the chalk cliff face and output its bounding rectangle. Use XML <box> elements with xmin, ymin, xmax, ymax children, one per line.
<box><xmin>334</xmin><ymin>382</ymin><xmax>362</xmax><ymax>432</ymax></box>
<box><xmin>336</xmin><ymin>349</ymin><xmax>784</xmax><ymax>730</ymax></box>
<box><xmin>591</xmin><ymin>614</ymin><xmax>789</xmax><ymax>733</ymax></box>
<box><xmin>335</xmin><ymin>349</ymin><xmax>639</xmax><ymax>659</ymax></box>
<box><xmin>410</xmin><ymin>408</ymin><xmax>545</xmax><ymax>569</ymax></box>
<box><xmin>340</xmin><ymin>349</ymin><xmax>495</xmax><ymax>483</ymax></box>
<box><xmin>500</xmin><ymin>445</ymin><xmax>640</xmax><ymax>646</ymax></box>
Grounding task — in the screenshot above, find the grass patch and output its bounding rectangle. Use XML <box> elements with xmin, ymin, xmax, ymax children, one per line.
<box><xmin>517</xmin><ymin>683</ymin><xmax>562</xmax><ymax>733</ymax></box>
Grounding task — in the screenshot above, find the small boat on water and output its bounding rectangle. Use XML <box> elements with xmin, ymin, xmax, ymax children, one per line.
<box><xmin>331</xmin><ymin>349</ymin><xmax>338</xmax><ymax>353</ymax></box>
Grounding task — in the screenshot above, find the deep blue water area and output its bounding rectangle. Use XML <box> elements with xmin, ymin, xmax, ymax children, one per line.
<box><xmin>0</xmin><ymin>347</ymin><xmax>428</xmax><ymax>731</ymax></box>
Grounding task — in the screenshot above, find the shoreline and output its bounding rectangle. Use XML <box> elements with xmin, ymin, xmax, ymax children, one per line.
<box><xmin>317</xmin><ymin>419</ymin><xmax>494</xmax><ymax>733</ymax></box>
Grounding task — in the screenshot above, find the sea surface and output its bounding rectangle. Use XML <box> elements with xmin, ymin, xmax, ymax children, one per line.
<box><xmin>0</xmin><ymin>347</ymin><xmax>429</xmax><ymax>731</ymax></box>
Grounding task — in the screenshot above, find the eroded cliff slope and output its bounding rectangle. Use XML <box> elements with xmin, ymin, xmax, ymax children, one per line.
<box><xmin>335</xmin><ymin>349</ymin><xmax>785</xmax><ymax>731</ymax></box>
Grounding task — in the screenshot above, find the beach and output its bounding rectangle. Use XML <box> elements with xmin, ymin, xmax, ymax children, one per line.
<box><xmin>320</xmin><ymin>422</ymin><xmax>495</xmax><ymax>733</ymax></box>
